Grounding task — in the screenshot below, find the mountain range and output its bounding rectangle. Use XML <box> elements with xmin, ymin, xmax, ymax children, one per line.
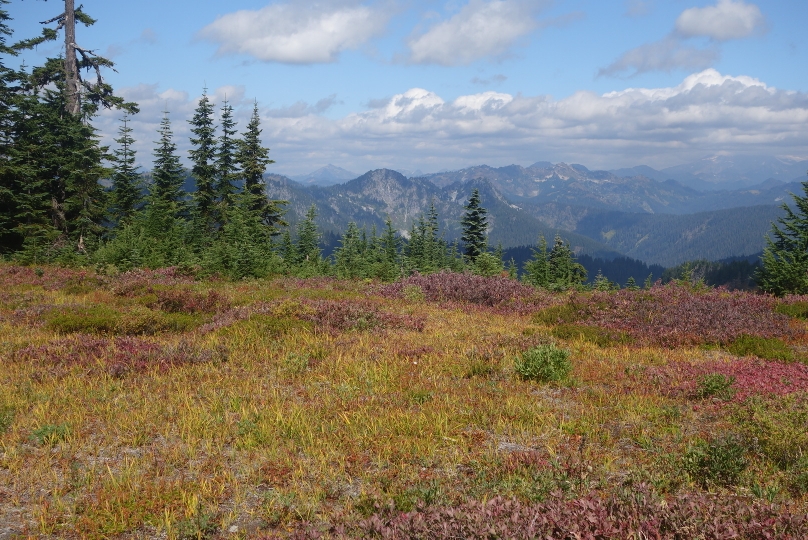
<box><xmin>265</xmin><ymin>155</ymin><xmax>808</xmax><ymax>267</ymax></box>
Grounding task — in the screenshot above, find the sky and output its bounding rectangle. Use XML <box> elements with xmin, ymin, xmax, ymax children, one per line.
<box><xmin>6</xmin><ymin>0</ymin><xmax>808</xmax><ymax>177</ymax></box>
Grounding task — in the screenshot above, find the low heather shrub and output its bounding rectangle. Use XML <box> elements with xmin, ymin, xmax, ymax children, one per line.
<box><xmin>14</xmin><ymin>337</ymin><xmax>228</xmax><ymax>378</ymax></box>
<box><xmin>776</xmin><ymin>295</ymin><xmax>808</xmax><ymax>319</ymax></box>
<box><xmin>514</xmin><ymin>344</ymin><xmax>571</xmax><ymax>383</ymax></box>
<box><xmin>149</xmin><ymin>288</ymin><xmax>228</xmax><ymax>314</ymax></box>
<box><xmin>42</xmin><ymin>305</ymin><xmax>206</xmax><ymax>335</ymax></box>
<box><xmin>550</xmin><ymin>324</ymin><xmax>632</xmax><ymax>347</ymax></box>
<box><xmin>571</xmin><ymin>283</ymin><xmax>797</xmax><ymax>348</ymax></box>
<box><xmin>532</xmin><ymin>302</ymin><xmax>587</xmax><ymax>325</ymax></box>
<box><xmin>682</xmin><ymin>436</ymin><xmax>747</xmax><ymax>488</ymax></box>
<box><xmin>732</xmin><ymin>394</ymin><xmax>808</xmax><ymax>470</ymax></box>
<box><xmin>358</xmin><ymin>486</ymin><xmax>808</xmax><ymax>539</ymax></box>
<box><xmin>648</xmin><ymin>358</ymin><xmax>808</xmax><ymax>403</ymax></box>
<box><xmin>296</xmin><ymin>299</ymin><xmax>425</xmax><ymax>333</ymax></box>
<box><xmin>727</xmin><ymin>334</ymin><xmax>794</xmax><ymax>362</ymax></box>
<box><xmin>379</xmin><ymin>272</ymin><xmax>551</xmax><ymax>313</ymax></box>
<box><xmin>44</xmin><ymin>304</ymin><xmax>121</xmax><ymax>334</ymax></box>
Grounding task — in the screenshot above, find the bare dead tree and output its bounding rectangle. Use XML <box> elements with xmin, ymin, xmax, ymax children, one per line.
<box><xmin>21</xmin><ymin>0</ymin><xmax>137</xmax><ymax>116</ymax></box>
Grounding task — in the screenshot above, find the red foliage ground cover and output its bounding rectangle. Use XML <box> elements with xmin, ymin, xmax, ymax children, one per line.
<box><xmin>378</xmin><ymin>272</ymin><xmax>553</xmax><ymax>314</ymax></box>
<box><xmin>647</xmin><ymin>357</ymin><xmax>808</xmax><ymax>403</ymax></box>
<box><xmin>198</xmin><ymin>299</ymin><xmax>424</xmax><ymax>334</ymax></box>
<box><xmin>271</xmin><ymin>487</ymin><xmax>808</xmax><ymax>539</ymax></box>
<box><xmin>14</xmin><ymin>336</ymin><xmax>227</xmax><ymax>377</ymax></box>
<box><xmin>0</xmin><ymin>265</ymin><xmax>104</xmax><ymax>291</ymax></box>
<box><xmin>576</xmin><ymin>284</ymin><xmax>797</xmax><ymax>348</ymax></box>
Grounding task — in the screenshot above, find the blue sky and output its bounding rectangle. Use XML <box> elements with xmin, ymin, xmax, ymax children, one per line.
<box><xmin>7</xmin><ymin>0</ymin><xmax>808</xmax><ymax>176</ymax></box>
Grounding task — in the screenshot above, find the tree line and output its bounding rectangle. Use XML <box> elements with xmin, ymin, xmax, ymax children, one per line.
<box><xmin>3</xmin><ymin>1</ymin><xmax>806</xmax><ymax>294</ymax></box>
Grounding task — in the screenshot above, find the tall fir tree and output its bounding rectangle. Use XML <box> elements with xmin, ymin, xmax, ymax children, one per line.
<box><xmin>215</xmin><ymin>98</ymin><xmax>239</xmax><ymax>206</ymax></box>
<box><xmin>236</xmin><ymin>101</ymin><xmax>286</xmax><ymax>233</ymax></box>
<box><xmin>188</xmin><ymin>88</ymin><xmax>217</xmax><ymax>233</ymax></box>
<box><xmin>461</xmin><ymin>188</ymin><xmax>488</xmax><ymax>263</ymax></box>
<box><xmin>522</xmin><ymin>235</ymin><xmax>550</xmax><ymax>288</ymax></box>
<box><xmin>334</xmin><ymin>221</ymin><xmax>366</xmax><ymax>278</ymax></box>
<box><xmin>295</xmin><ymin>205</ymin><xmax>321</xmax><ymax>265</ymax></box>
<box><xmin>756</xmin><ymin>173</ymin><xmax>808</xmax><ymax>295</ymax></box>
<box><xmin>109</xmin><ymin>114</ymin><xmax>142</xmax><ymax>225</ymax></box>
<box><xmin>547</xmin><ymin>234</ymin><xmax>587</xmax><ymax>290</ymax></box>
<box><xmin>150</xmin><ymin>111</ymin><xmax>186</xmax><ymax>213</ymax></box>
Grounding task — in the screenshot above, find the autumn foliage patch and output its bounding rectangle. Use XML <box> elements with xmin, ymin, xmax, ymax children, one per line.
<box><xmin>379</xmin><ymin>271</ymin><xmax>551</xmax><ymax>313</ymax></box>
<box><xmin>14</xmin><ymin>336</ymin><xmax>227</xmax><ymax>378</ymax></box>
<box><xmin>647</xmin><ymin>357</ymin><xmax>808</xmax><ymax>402</ymax></box>
<box><xmin>561</xmin><ymin>284</ymin><xmax>798</xmax><ymax>348</ymax></box>
<box><xmin>358</xmin><ymin>487</ymin><xmax>808</xmax><ymax>540</ymax></box>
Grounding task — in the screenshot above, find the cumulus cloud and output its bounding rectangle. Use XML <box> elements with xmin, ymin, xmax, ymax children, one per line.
<box><xmin>675</xmin><ymin>0</ymin><xmax>764</xmax><ymax>41</ymax></box>
<box><xmin>407</xmin><ymin>0</ymin><xmax>542</xmax><ymax>65</ymax></box>
<box><xmin>197</xmin><ymin>2</ymin><xmax>390</xmax><ymax>64</ymax></box>
<box><xmin>602</xmin><ymin>0</ymin><xmax>764</xmax><ymax>77</ymax></box>
<box><xmin>98</xmin><ymin>71</ymin><xmax>808</xmax><ymax>175</ymax></box>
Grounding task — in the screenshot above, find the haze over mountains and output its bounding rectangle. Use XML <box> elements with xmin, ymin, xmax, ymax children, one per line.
<box><xmin>266</xmin><ymin>155</ymin><xmax>808</xmax><ymax>268</ymax></box>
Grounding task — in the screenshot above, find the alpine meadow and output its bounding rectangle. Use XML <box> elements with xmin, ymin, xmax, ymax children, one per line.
<box><xmin>4</xmin><ymin>0</ymin><xmax>808</xmax><ymax>538</ymax></box>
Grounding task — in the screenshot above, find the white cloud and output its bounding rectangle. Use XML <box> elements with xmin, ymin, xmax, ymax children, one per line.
<box><xmin>675</xmin><ymin>0</ymin><xmax>764</xmax><ymax>41</ymax></box>
<box><xmin>98</xmin><ymin>71</ymin><xmax>808</xmax><ymax>175</ymax></box>
<box><xmin>197</xmin><ymin>2</ymin><xmax>390</xmax><ymax>64</ymax></box>
<box><xmin>407</xmin><ymin>0</ymin><xmax>541</xmax><ymax>65</ymax></box>
<box><xmin>599</xmin><ymin>36</ymin><xmax>718</xmax><ymax>77</ymax></box>
<box><xmin>602</xmin><ymin>0</ymin><xmax>765</xmax><ymax>77</ymax></box>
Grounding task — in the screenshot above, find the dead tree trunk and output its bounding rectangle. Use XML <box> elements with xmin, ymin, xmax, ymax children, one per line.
<box><xmin>63</xmin><ymin>0</ymin><xmax>80</xmax><ymax>116</ymax></box>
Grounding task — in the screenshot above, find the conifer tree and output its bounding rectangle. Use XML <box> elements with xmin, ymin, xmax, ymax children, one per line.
<box><xmin>9</xmin><ymin>84</ymin><xmax>110</xmax><ymax>260</ymax></box>
<box><xmin>295</xmin><ymin>205</ymin><xmax>321</xmax><ymax>265</ymax></box>
<box><xmin>334</xmin><ymin>221</ymin><xmax>365</xmax><ymax>278</ymax></box>
<box><xmin>236</xmin><ymin>101</ymin><xmax>286</xmax><ymax>233</ymax></box>
<box><xmin>215</xmin><ymin>98</ymin><xmax>239</xmax><ymax>206</ymax></box>
<box><xmin>756</xmin><ymin>174</ymin><xmax>808</xmax><ymax>295</ymax></box>
<box><xmin>188</xmin><ymin>88</ymin><xmax>217</xmax><ymax>232</ymax></box>
<box><xmin>523</xmin><ymin>235</ymin><xmax>550</xmax><ymax>288</ymax></box>
<box><xmin>381</xmin><ymin>218</ymin><xmax>399</xmax><ymax>266</ymax></box>
<box><xmin>109</xmin><ymin>114</ymin><xmax>142</xmax><ymax>225</ymax></box>
<box><xmin>461</xmin><ymin>188</ymin><xmax>488</xmax><ymax>263</ymax></box>
<box><xmin>547</xmin><ymin>235</ymin><xmax>587</xmax><ymax>290</ymax></box>
<box><xmin>150</xmin><ymin>111</ymin><xmax>185</xmax><ymax>212</ymax></box>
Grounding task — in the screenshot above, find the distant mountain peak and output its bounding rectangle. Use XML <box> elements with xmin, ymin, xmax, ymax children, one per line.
<box><xmin>292</xmin><ymin>164</ymin><xmax>358</xmax><ymax>186</ymax></box>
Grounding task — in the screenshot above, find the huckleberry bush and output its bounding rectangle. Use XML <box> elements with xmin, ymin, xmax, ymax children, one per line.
<box><xmin>515</xmin><ymin>344</ymin><xmax>571</xmax><ymax>383</ymax></box>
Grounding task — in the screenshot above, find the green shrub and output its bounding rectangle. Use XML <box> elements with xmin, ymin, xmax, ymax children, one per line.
<box><xmin>112</xmin><ymin>306</ymin><xmax>205</xmax><ymax>335</ymax></box>
<box><xmin>515</xmin><ymin>344</ymin><xmax>571</xmax><ymax>383</ymax></box>
<box><xmin>732</xmin><ymin>395</ymin><xmax>808</xmax><ymax>469</ymax></box>
<box><xmin>550</xmin><ymin>324</ymin><xmax>632</xmax><ymax>347</ymax></box>
<box><xmin>32</xmin><ymin>423</ymin><xmax>70</xmax><ymax>446</ymax></box>
<box><xmin>45</xmin><ymin>305</ymin><xmax>121</xmax><ymax>334</ymax></box>
<box><xmin>726</xmin><ymin>334</ymin><xmax>793</xmax><ymax>362</ymax></box>
<box><xmin>775</xmin><ymin>301</ymin><xmax>808</xmax><ymax>320</ymax></box>
<box><xmin>402</xmin><ymin>284</ymin><xmax>425</xmax><ymax>302</ymax></box>
<box><xmin>694</xmin><ymin>373</ymin><xmax>736</xmax><ymax>400</ymax></box>
<box><xmin>533</xmin><ymin>303</ymin><xmax>584</xmax><ymax>326</ymax></box>
<box><xmin>682</xmin><ymin>436</ymin><xmax>747</xmax><ymax>488</ymax></box>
